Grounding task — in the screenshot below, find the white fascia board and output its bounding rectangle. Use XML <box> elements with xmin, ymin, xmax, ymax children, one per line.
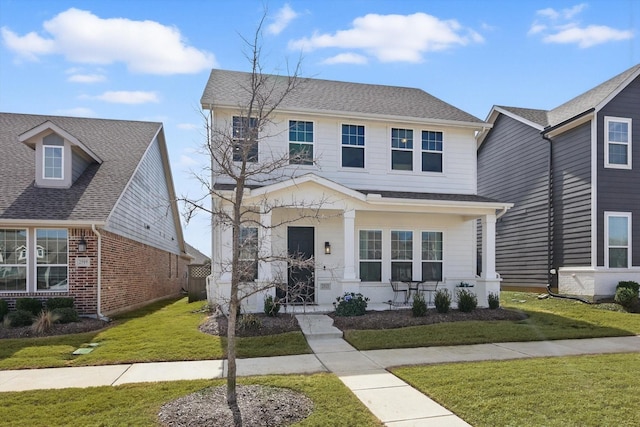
<box><xmin>244</xmin><ymin>173</ymin><xmax>367</xmax><ymax>202</ymax></box>
<box><xmin>365</xmin><ymin>196</ymin><xmax>513</xmax><ymax>211</ymax></box>
<box><xmin>18</xmin><ymin>121</ymin><xmax>103</xmax><ymax>163</ymax></box>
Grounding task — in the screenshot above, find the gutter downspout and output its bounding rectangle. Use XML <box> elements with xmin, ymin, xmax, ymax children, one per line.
<box><xmin>542</xmin><ymin>134</ymin><xmax>554</xmax><ymax>291</ymax></box>
<box><xmin>91</xmin><ymin>224</ymin><xmax>109</xmax><ymax>321</ymax></box>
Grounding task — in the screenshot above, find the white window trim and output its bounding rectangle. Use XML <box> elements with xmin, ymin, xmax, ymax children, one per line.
<box><xmin>288</xmin><ymin>119</ymin><xmax>315</xmax><ymax>166</ymax></box>
<box><xmin>35</xmin><ymin>228</ymin><xmax>69</xmax><ymax>292</ymax></box>
<box><xmin>0</xmin><ymin>228</ymin><xmax>28</xmax><ymax>293</ymax></box>
<box><xmin>43</xmin><ymin>145</ymin><xmax>64</xmax><ymax>180</ymax></box>
<box><xmin>390</xmin><ymin>127</ymin><xmax>414</xmax><ymax>172</ymax></box>
<box><xmin>357</xmin><ymin>229</ymin><xmax>382</xmax><ymax>282</ymax></box>
<box><xmin>340</xmin><ymin>123</ymin><xmax>366</xmax><ymax>170</ymax></box>
<box><xmin>604</xmin><ymin>116</ymin><xmax>632</xmax><ymax>170</ymax></box>
<box><xmin>420</xmin><ymin>130</ymin><xmax>445</xmax><ymax>174</ymax></box>
<box><xmin>421</xmin><ymin>230</ymin><xmax>444</xmax><ymax>281</ymax></box>
<box><xmin>604</xmin><ymin>212</ymin><xmax>632</xmax><ymax>268</ymax></box>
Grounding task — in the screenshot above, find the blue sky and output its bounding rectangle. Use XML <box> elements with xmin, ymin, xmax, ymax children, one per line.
<box><xmin>1</xmin><ymin>0</ymin><xmax>638</xmax><ymax>256</ymax></box>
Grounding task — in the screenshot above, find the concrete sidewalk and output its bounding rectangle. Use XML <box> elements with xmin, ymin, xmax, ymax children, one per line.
<box><xmin>1</xmin><ymin>315</ymin><xmax>639</xmax><ymax>426</ymax></box>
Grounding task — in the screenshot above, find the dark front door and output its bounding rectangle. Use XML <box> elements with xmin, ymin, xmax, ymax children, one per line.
<box><xmin>279</xmin><ymin>226</ymin><xmax>315</xmax><ymax>304</ymax></box>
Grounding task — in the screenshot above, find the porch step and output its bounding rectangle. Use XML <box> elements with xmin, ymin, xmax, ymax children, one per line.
<box><xmin>295</xmin><ymin>314</ymin><xmax>343</xmax><ymax>340</ymax></box>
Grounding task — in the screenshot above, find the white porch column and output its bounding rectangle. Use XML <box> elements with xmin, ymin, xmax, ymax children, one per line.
<box><xmin>343</xmin><ymin>209</ymin><xmax>357</xmax><ymax>281</ymax></box>
<box><xmin>481</xmin><ymin>213</ymin><xmax>497</xmax><ymax>279</ymax></box>
<box><xmin>258</xmin><ymin>211</ymin><xmax>272</xmax><ymax>283</ymax></box>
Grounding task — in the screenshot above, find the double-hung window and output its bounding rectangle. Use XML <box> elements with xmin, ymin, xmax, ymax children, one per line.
<box><xmin>232</xmin><ymin>116</ymin><xmax>258</xmax><ymax>162</ymax></box>
<box><xmin>421</xmin><ymin>131</ymin><xmax>443</xmax><ymax>173</ymax></box>
<box><xmin>238</xmin><ymin>227</ymin><xmax>258</xmax><ymax>281</ymax></box>
<box><xmin>289</xmin><ymin>120</ymin><xmax>313</xmax><ymax>165</ymax></box>
<box><xmin>342</xmin><ymin>124</ymin><xmax>365</xmax><ymax>168</ymax></box>
<box><xmin>605</xmin><ymin>212</ymin><xmax>631</xmax><ymax>268</ymax></box>
<box><xmin>391</xmin><ymin>128</ymin><xmax>413</xmax><ymax>170</ymax></box>
<box><xmin>605</xmin><ymin>117</ymin><xmax>632</xmax><ymax>169</ymax></box>
<box><xmin>0</xmin><ymin>229</ymin><xmax>28</xmax><ymax>292</ymax></box>
<box><xmin>421</xmin><ymin>231</ymin><xmax>443</xmax><ymax>281</ymax></box>
<box><xmin>359</xmin><ymin>230</ymin><xmax>381</xmax><ymax>281</ymax></box>
<box><xmin>36</xmin><ymin>229</ymin><xmax>68</xmax><ymax>291</ymax></box>
<box><xmin>43</xmin><ymin>134</ymin><xmax>64</xmax><ymax>179</ymax></box>
<box><xmin>391</xmin><ymin>230</ymin><xmax>413</xmax><ymax>280</ymax></box>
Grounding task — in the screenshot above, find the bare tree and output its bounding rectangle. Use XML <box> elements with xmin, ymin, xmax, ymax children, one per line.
<box><xmin>182</xmin><ymin>15</ymin><xmax>329</xmax><ymax>427</ymax></box>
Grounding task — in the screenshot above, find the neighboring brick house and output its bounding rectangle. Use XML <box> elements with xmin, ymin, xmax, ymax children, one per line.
<box><xmin>0</xmin><ymin>113</ymin><xmax>189</xmax><ymax>317</ymax></box>
<box><xmin>477</xmin><ymin>64</ymin><xmax>640</xmax><ymax>299</ymax></box>
<box><xmin>201</xmin><ymin>70</ymin><xmax>512</xmax><ymax>311</ymax></box>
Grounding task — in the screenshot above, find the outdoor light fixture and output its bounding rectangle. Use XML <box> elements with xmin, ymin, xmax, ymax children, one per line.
<box><xmin>78</xmin><ymin>234</ymin><xmax>87</xmax><ymax>253</ymax></box>
<box><xmin>324</xmin><ymin>241</ymin><xmax>331</xmax><ymax>255</ymax></box>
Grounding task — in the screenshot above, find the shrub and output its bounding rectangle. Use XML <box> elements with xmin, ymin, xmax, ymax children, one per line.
<box><xmin>8</xmin><ymin>309</ymin><xmax>34</xmax><ymax>327</ymax></box>
<box><xmin>615</xmin><ymin>287</ymin><xmax>639</xmax><ymax>310</ymax></box>
<box><xmin>0</xmin><ymin>299</ymin><xmax>8</xmax><ymax>321</ymax></box>
<box><xmin>238</xmin><ymin>313</ymin><xmax>262</xmax><ymax>331</ymax></box>
<box><xmin>616</xmin><ymin>281</ymin><xmax>639</xmax><ymax>294</ymax></box>
<box><xmin>53</xmin><ymin>307</ymin><xmax>80</xmax><ymax>324</ymax></box>
<box><xmin>411</xmin><ymin>292</ymin><xmax>427</xmax><ymax>317</ymax></box>
<box><xmin>15</xmin><ymin>298</ymin><xmax>43</xmax><ymax>316</ymax></box>
<box><xmin>31</xmin><ymin>310</ymin><xmax>60</xmax><ymax>334</ymax></box>
<box><xmin>457</xmin><ymin>289</ymin><xmax>478</xmax><ymax>313</ymax></box>
<box><xmin>434</xmin><ymin>289</ymin><xmax>451</xmax><ymax>314</ymax></box>
<box><xmin>263</xmin><ymin>295</ymin><xmax>281</xmax><ymax>317</ymax></box>
<box><xmin>46</xmin><ymin>297</ymin><xmax>74</xmax><ymax>310</ymax></box>
<box><xmin>334</xmin><ymin>292</ymin><xmax>369</xmax><ymax>317</ymax></box>
<box><xmin>488</xmin><ymin>292</ymin><xmax>500</xmax><ymax>309</ymax></box>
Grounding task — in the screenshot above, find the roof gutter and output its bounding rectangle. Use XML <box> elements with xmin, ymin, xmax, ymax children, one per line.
<box><xmin>91</xmin><ymin>224</ymin><xmax>109</xmax><ymax>321</ymax></box>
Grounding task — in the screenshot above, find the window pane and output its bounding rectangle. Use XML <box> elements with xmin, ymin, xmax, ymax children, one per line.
<box><xmin>608</xmin><ymin>216</ymin><xmax>628</xmax><ymax>246</ymax></box>
<box><xmin>342</xmin><ymin>146</ymin><xmax>364</xmax><ymax>168</ymax></box>
<box><xmin>289</xmin><ymin>121</ymin><xmax>313</xmax><ymax>142</ymax></box>
<box><xmin>0</xmin><ymin>229</ymin><xmax>27</xmax><ymax>265</ymax></box>
<box><xmin>422</xmin><ymin>262</ymin><xmax>442</xmax><ymax>281</ymax></box>
<box><xmin>422</xmin><ymin>232</ymin><xmax>443</xmax><ymax>260</ymax></box>
<box><xmin>609</xmin><ymin>248</ymin><xmax>628</xmax><ymax>268</ymax></box>
<box><xmin>359</xmin><ymin>230</ymin><xmax>381</xmax><ymax>260</ymax></box>
<box><xmin>36</xmin><ymin>229</ymin><xmax>68</xmax><ymax>265</ymax></box>
<box><xmin>422</xmin><ymin>152</ymin><xmax>442</xmax><ymax>172</ymax></box>
<box><xmin>391</xmin><ymin>128</ymin><xmax>413</xmax><ymax>149</ymax></box>
<box><xmin>0</xmin><ymin>266</ymin><xmax>26</xmax><ymax>291</ymax></box>
<box><xmin>37</xmin><ymin>266</ymin><xmax>68</xmax><ymax>290</ymax></box>
<box><xmin>360</xmin><ymin>262</ymin><xmax>382</xmax><ymax>282</ymax></box>
<box><xmin>392</xmin><ymin>150</ymin><xmax>413</xmax><ymax>170</ymax></box>
<box><xmin>239</xmin><ymin>227</ymin><xmax>258</xmax><ymax>260</ymax></box>
<box><xmin>608</xmin><ymin>121</ymin><xmax>628</xmax><ymax>143</ymax></box>
<box><xmin>391</xmin><ymin>231</ymin><xmax>412</xmax><ymax>260</ymax></box>
<box><xmin>232</xmin><ymin>116</ymin><xmax>258</xmax><ymax>162</ymax></box>
<box><xmin>342</xmin><ymin>124</ymin><xmax>365</xmax><ymax>146</ymax></box>
<box><xmin>391</xmin><ymin>262</ymin><xmax>412</xmax><ymax>281</ymax></box>
<box><xmin>608</xmin><ymin>143</ymin><xmax>628</xmax><ymax>165</ymax></box>
<box><xmin>421</xmin><ymin>131</ymin><xmax>443</xmax><ymax>151</ymax></box>
<box><xmin>289</xmin><ymin>143</ymin><xmax>313</xmax><ymax>165</ymax></box>
<box><xmin>44</xmin><ymin>146</ymin><xmax>63</xmax><ymax>178</ymax></box>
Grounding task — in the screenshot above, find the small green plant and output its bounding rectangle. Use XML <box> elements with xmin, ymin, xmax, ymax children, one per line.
<box><xmin>46</xmin><ymin>297</ymin><xmax>74</xmax><ymax>310</ymax></box>
<box><xmin>614</xmin><ymin>287</ymin><xmax>639</xmax><ymax>310</ymax></box>
<box><xmin>411</xmin><ymin>292</ymin><xmax>427</xmax><ymax>317</ymax></box>
<box><xmin>238</xmin><ymin>313</ymin><xmax>262</xmax><ymax>331</ymax></box>
<box><xmin>434</xmin><ymin>289</ymin><xmax>451</xmax><ymax>314</ymax></box>
<box><xmin>488</xmin><ymin>292</ymin><xmax>500</xmax><ymax>309</ymax></box>
<box><xmin>15</xmin><ymin>298</ymin><xmax>43</xmax><ymax>316</ymax></box>
<box><xmin>52</xmin><ymin>307</ymin><xmax>80</xmax><ymax>324</ymax></box>
<box><xmin>616</xmin><ymin>281</ymin><xmax>639</xmax><ymax>294</ymax></box>
<box><xmin>31</xmin><ymin>310</ymin><xmax>60</xmax><ymax>334</ymax></box>
<box><xmin>263</xmin><ymin>295</ymin><xmax>281</xmax><ymax>317</ymax></box>
<box><xmin>0</xmin><ymin>299</ymin><xmax>8</xmax><ymax>321</ymax></box>
<box><xmin>8</xmin><ymin>309</ymin><xmax>34</xmax><ymax>327</ymax></box>
<box><xmin>457</xmin><ymin>289</ymin><xmax>478</xmax><ymax>313</ymax></box>
<box><xmin>334</xmin><ymin>292</ymin><xmax>369</xmax><ymax>317</ymax></box>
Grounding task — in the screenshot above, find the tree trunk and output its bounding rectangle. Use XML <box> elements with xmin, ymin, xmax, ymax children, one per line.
<box><xmin>226</xmin><ymin>297</ymin><xmax>242</xmax><ymax>426</ymax></box>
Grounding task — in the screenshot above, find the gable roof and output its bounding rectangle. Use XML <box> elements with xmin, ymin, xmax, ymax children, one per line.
<box><xmin>0</xmin><ymin>112</ymin><xmax>163</xmax><ymax>223</ymax></box>
<box><xmin>201</xmin><ymin>69</ymin><xmax>486</xmax><ymax>128</ymax></box>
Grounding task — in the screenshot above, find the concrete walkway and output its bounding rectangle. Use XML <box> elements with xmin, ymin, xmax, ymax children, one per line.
<box><xmin>1</xmin><ymin>315</ymin><xmax>639</xmax><ymax>426</ymax></box>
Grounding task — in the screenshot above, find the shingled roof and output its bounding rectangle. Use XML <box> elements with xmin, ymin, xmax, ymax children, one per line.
<box><xmin>201</xmin><ymin>69</ymin><xmax>485</xmax><ymax>126</ymax></box>
<box><xmin>0</xmin><ymin>112</ymin><xmax>162</xmax><ymax>222</ymax></box>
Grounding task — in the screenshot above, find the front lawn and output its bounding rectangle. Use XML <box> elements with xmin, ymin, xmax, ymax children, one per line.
<box><xmin>393</xmin><ymin>352</ymin><xmax>640</xmax><ymax>427</ymax></box>
<box><xmin>0</xmin><ymin>297</ymin><xmax>310</xmax><ymax>370</ymax></box>
<box><xmin>343</xmin><ymin>291</ymin><xmax>640</xmax><ymax>350</ymax></box>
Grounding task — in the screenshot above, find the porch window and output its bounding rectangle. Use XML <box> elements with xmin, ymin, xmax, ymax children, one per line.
<box><xmin>391</xmin><ymin>230</ymin><xmax>413</xmax><ymax>280</ymax></box>
<box><xmin>289</xmin><ymin>120</ymin><xmax>313</xmax><ymax>165</ymax></box>
<box><xmin>359</xmin><ymin>230</ymin><xmax>381</xmax><ymax>281</ymax></box>
<box><xmin>232</xmin><ymin>116</ymin><xmax>258</xmax><ymax>162</ymax></box>
<box><xmin>238</xmin><ymin>227</ymin><xmax>258</xmax><ymax>281</ymax></box>
<box><xmin>0</xmin><ymin>229</ymin><xmax>27</xmax><ymax>292</ymax></box>
<box><xmin>421</xmin><ymin>231</ymin><xmax>443</xmax><ymax>281</ymax></box>
<box><xmin>36</xmin><ymin>229</ymin><xmax>68</xmax><ymax>291</ymax></box>
<box><xmin>606</xmin><ymin>212</ymin><xmax>631</xmax><ymax>268</ymax></box>
<box><xmin>605</xmin><ymin>117</ymin><xmax>631</xmax><ymax>169</ymax></box>
<box><xmin>421</xmin><ymin>131</ymin><xmax>443</xmax><ymax>173</ymax></box>
<box><xmin>342</xmin><ymin>124</ymin><xmax>365</xmax><ymax>168</ymax></box>
<box><xmin>391</xmin><ymin>128</ymin><xmax>413</xmax><ymax>171</ymax></box>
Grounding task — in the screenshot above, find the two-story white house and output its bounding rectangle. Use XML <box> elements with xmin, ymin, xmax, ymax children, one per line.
<box><xmin>201</xmin><ymin>69</ymin><xmax>512</xmax><ymax>311</ymax></box>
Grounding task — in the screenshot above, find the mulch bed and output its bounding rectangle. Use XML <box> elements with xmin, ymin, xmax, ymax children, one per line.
<box><xmin>0</xmin><ymin>317</ymin><xmax>110</xmax><ymax>339</ymax></box>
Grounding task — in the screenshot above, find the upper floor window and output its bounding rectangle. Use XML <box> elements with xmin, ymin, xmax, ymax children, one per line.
<box><xmin>289</xmin><ymin>120</ymin><xmax>313</xmax><ymax>165</ymax></box>
<box><xmin>391</xmin><ymin>128</ymin><xmax>413</xmax><ymax>171</ymax></box>
<box><xmin>359</xmin><ymin>230</ymin><xmax>381</xmax><ymax>281</ymax></box>
<box><xmin>422</xmin><ymin>131</ymin><xmax>443</xmax><ymax>173</ymax></box>
<box><xmin>342</xmin><ymin>124</ymin><xmax>365</xmax><ymax>168</ymax></box>
<box><xmin>43</xmin><ymin>134</ymin><xmax>64</xmax><ymax>179</ymax></box>
<box><xmin>605</xmin><ymin>117</ymin><xmax>632</xmax><ymax>169</ymax></box>
<box><xmin>232</xmin><ymin>116</ymin><xmax>258</xmax><ymax>162</ymax></box>
<box><xmin>605</xmin><ymin>212</ymin><xmax>631</xmax><ymax>268</ymax></box>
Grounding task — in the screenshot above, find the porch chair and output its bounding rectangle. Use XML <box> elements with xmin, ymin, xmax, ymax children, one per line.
<box><xmin>420</xmin><ymin>281</ymin><xmax>439</xmax><ymax>306</ymax></box>
<box><xmin>389</xmin><ymin>280</ymin><xmax>408</xmax><ymax>306</ymax></box>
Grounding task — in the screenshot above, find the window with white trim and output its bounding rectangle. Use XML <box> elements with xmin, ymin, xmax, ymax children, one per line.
<box><xmin>232</xmin><ymin>116</ymin><xmax>258</xmax><ymax>162</ymax></box>
<box><xmin>421</xmin><ymin>131</ymin><xmax>443</xmax><ymax>173</ymax></box>
<box><xmin>342</xmin><ymin>124</ymin><xmax>365</xmax><ymax>168</ymax></box>
<box><xmin>359</xmin><ymin>230</ymin><xmax>381</xmax><ymax>281</ymax></box>
<box><xmin>36</xmin><ymin>229</ymin><xmax>68</xmax><ymax>291</ymax></box>
<box><xmin>606</xmin><ymin>212</ymin><xmax>631</xmax><ymax>268</ymax></box>
<box><xmin>238</xmin><ymin>227</ymin><xmax>258</xmax><ymax>281</ymax></box>
<box><xmin>391</xmin><ymin>128</ymin><xmax>413</xmax><ymax>171</ymax></box>
<box><xmin>0</xmin><ymin>229</ymin><xmax>28</xmax><ymax>291</ymax></box>
<box><xmin>391</xmin><ymin>230</ymin><xmax>413</xmax><ymax>280</ymax></box>
<box><xmin>605</xmin><ymin>117</ymin><xmax>632</xmax><ymax>169</ymax></box>
<box><xmin>289</xmin><ymin>120</ymin><xmax>313</xmax><ymax>165</ymax></box>
<box><xmin>421</xmin><ymin>231</ymin><xmax>443</xmax><ymax>281</ymax></box>
<box><xmin>43</xmin><ymin>145</ymin><xmax>63</xmax><ymax>179</ymax></box>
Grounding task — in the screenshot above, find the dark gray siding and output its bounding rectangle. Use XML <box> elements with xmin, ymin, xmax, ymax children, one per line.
<box><xmin>596</xmin><ymin>75</ymin><xmax>640</xmax><ymax>267</ymax></box>
<box><xmin>551</xmin><ymin>122</ymin><xmax>592</xmax><ymax>268</ymax></box>
<box><xmin>478</xmin><ymin>114</ymin><xmax>550</xmax><ymax>287</ymax></box>
<box><xmin>71</xmin><ymin>150</ymin><xmax>90</xmax><ymax>183</ymax></box>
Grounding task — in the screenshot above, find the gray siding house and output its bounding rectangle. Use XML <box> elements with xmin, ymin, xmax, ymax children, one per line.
<box><xmin>477</xmin><ymin>64</ymin><xmax>640</xmax><ymax>299</ymax></box>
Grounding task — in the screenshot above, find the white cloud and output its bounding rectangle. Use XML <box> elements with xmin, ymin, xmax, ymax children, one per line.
<box><xmin>55</xmin><ymin>107</ymin><xmax>96</xmax><ymax>117</ymax></box>
<box><xmin>322</xmin><ymin>52</ymin><xmax>368</xmax><ymax>65</ymax></box>
<box><xmin>529</xmin><ymin>3</ymin><xmax>633</xmax><ymax>48</ymax></box>
<box><xmin>1</xmin><ymin>8</ymin><xmax>216</xmax><ymax>74</ymax></box>
<box><xmin>178</xmin><ymin>154</ymin><xmax>200</xmax><ymax>167</ymax></box>
<box><xmin>67</xmin><ymin>73</ymin><xmax>106</xmax><ymax>83</ymax></box>
<box><xmin>289</xmin><ymin>12</ymin><xmax>483</xmax><ymax>63</ymax></box>
<box><xmin>87</xmin><ymin>90</ymin><xmax>160</xmax><ymax>104</ymax></box>
<box><xmin>177</xmin><ymin>123</ymin><xmax>200</xmax><ymax>131</ymax></box>
<box><xmin>267</xmin><ymin>4</ymin><xmax>298</xmax><ymax>35</ymax></box>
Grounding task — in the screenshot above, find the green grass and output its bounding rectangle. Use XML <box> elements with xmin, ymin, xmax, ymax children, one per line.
<box><xmin>344</xmin><ymin>291</ymin><xmax>640</xmax><ymax>350</ymax></box>
<box><xmin>393</xmin><ymin>353</ymin><xmax>640</xmax><ymax>427</ymax></box>
<box><xmin>0</xmin><ymin>297</ymin><xmax>310</xmax><ymax>370</ymax></box>
<box><xmin>0</xmin><ymin>374</ymin><xmax>382</xmax><ymax>427</ymax></box>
